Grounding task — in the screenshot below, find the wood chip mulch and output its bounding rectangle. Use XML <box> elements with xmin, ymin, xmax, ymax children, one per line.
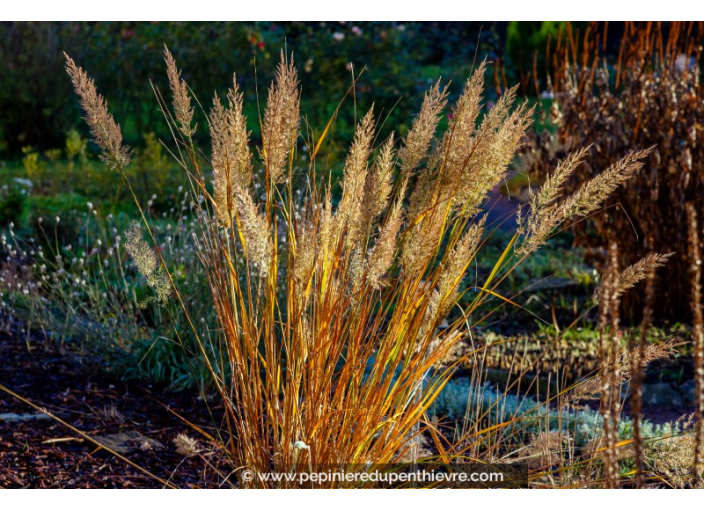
<box><xmin>0</xmin><ymin>329</ymin><xmax>226</xmax><ymax>488</ymax></box>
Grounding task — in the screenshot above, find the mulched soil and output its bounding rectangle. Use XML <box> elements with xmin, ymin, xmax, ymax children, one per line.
<box><xmin>0</xmin><ymin>328</ymin><xmax>224</xmax><ymax>488</ymax></box>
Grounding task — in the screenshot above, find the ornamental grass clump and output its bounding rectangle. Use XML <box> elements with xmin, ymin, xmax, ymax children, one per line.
<box><xmin>64</xmin><ymin>48</ymin><xmax>666</xmax><ymax>487</ymax></box>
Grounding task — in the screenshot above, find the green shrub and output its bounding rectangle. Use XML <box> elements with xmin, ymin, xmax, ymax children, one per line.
<box><xmin>0</xmin><ymin>22</ymin><xmax>492</xmax><ymax>161</ymax></box>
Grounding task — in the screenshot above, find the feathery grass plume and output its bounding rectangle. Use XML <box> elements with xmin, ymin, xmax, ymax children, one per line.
<box><xmin>64</xmin><ymin>54</ymin><xmax>131</xmax><ymax>170</ymax></box>
<box><xmin>430</xmin><ymin>63</ymin><xmax>487</xmax><ymax>186</ymax></box>
<box><xmin>419</xmin><ymin>218</ymin><xmax>485</xmax><ymax>352</ymax></box>
<box><xmin>517</xmin><ymin>149</ymin><xmax>651</xmax><ymax>256</ymax></box>
<box><xmin>592</xmin><ymin>252</ymin><xmax>673</xmax><ymax>305</ymax></box>
<box><xmin>336</xmin><ymin>108</ymin><xmax>377</xmax><ymax>250</ymax></box>
<box><xmin>262</xmin><ymin>53</ymin><xmax>300</xmax><ymax>184</ymax></box>
<box><xmin>613</xmin><ymin>252</ymin><xmax>673</xmax><ymax>300</ymax></box>
<box><xmin>345</xmin><ymin>131</ymin><xmax>397</xmax><ymax>295</ymax></box>
<box><xmin>360</xmin><ymin>134</ymin><xmax>396</xmax><ymax>243</ymax></box>
<box><xmin>453</xmin><ymin>86</ymin><xmax>532</xmax><ymax>209</ymax></box>
<box><xmin>430</xmin><ymin>217</ymin><xmax>486</xmax><ymax>322</ymax></box>
<box><xmin>233</xmin><ymin>188</ymin><xmax>272</xmax><ymax>278</ymax></box>
<box><xmin>571</xmin><ymin>338</ymin><xmax>678</xmax><ymax>403</ymax></box>
<box><xmin>687</xmin><ymin>202</ymin><xmax>704</xmax><ymax>486</ymax></box>
<box><xmin>164</xmin><ymin>46</ymin><xmax>195</xmax><ymax>138</ymax></box>
<box><xmin>315</xmin><ymin>184</ymin><xmax>335</xmax><ymax>265</ymax></box>
<box><xmin>399</xmin><ymin>200</ymin><xmax>447</xmax><ymax>279</ymax></box>
<box><xmin>517</xmin><ymin>147</ymin><xmax>590</xmax><ymax>251</ymax></box>
<box><xmin>562</xmin><ymin>149</ymin><xmax>651</xmax><ymax>217</ymax></box>
<box><xmin>209</xmin><ymin>79</ymin><xmax>253</xmax><ymax>227</ymax></box>
<box><xmin>292</xmin><ymin>209</ymin><xmax>318</xmax><ymax>306</ymax></box>
<box><xmin>407</xmin><ymin>64</ymin><xmax>486</xmax><ymax>220</ymax></box>
<box><xmin>397</xmin><ymin>79</ymin><xmax>448</xmax><ymax>176</ymax></box>
<box><xmin>124</xmin><ymin>222</ymin><xmax>171</xmax><ymax>304</ymax></box>
<box><xmin>402</xmin><ymin>70</ymin><xmax>531</xmax><ymax>281</ymax></box>
<box><xmin>534</xmin><ymin>147</ymin><xmax>593</xmax><ymax>211</ymax></box>
<box><xmin>365</xmin><ymin>184</ymin><xmax>406</xmax><ymax>290</ymax></box>
<box><xmin>209</xmin><ymin>97</ymin><xmax>235</xmax><ymax>227</ymax></box>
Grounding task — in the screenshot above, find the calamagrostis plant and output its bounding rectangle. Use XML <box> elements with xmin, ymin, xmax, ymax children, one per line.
<box><xmin>66</xmin><ymin>50</ymin><xmax>666</xmax><ymax>487</ymax></box>
<box><xmin>65</xmin><ymin>54</ymin><xmax>131</xmax><ymax>171</ymax></box>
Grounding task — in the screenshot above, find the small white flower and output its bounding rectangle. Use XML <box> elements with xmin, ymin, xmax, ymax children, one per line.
<box><xmin>292</xmin><ymin>440</ymin><xmax>309</xmax><ymax>450</ymax></box>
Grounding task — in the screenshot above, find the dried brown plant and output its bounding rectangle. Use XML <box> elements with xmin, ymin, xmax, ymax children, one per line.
<box><xmin>528</xmin><ymin>21</ymin><xmax>704</xmax><ymax>321</ymax></box>
<box><xmin>645</xmin><ymin>416</ymin><xmax>704</xmax><ymax>488</ymax></box>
